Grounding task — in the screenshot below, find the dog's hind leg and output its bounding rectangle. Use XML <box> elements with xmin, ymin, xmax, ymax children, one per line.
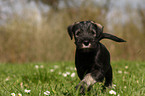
<box><xmin>104</xmin><ymin>66</ymin><xmax>112</xmax><ymax>88</ymax></box>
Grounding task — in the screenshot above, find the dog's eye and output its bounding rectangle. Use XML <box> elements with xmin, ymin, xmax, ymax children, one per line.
<box><xmin>75</xmin><ymin>30</ymin><xmax>80</xmax><ymax>37</ymax></box>
<box><xmin>91</xmin><ymin>30</ymin><xmax>96</xmax><ymax>36</ymax></box>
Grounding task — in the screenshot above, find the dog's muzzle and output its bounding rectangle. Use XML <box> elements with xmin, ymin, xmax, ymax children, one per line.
<box><xmin>82</xmin><ymin>41</ymin><xmax>91</xmax><ymax>48</ymax></box>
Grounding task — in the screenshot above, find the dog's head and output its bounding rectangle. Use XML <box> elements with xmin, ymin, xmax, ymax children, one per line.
<box><xmin>67</xmin><ymin>21</ymin><xmax>126</xmax><ymax>50</ymax></box>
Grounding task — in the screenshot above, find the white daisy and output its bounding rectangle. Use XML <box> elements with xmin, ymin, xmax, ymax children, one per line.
<box><xmin>24</xmin><ymin>89</ymin><xmax>31</xmax><ymax>93</ymax></box>
<box><xmin>137</xmin><ymin>80</ymin><xmax>139</xmax><ymax>83</ymax></box>
<box><xmin>18</xmin><ymin>93</ymin><xmax>22</xmax><ymax>96</ymax></box>
<box><xmin>124</xmin><ymin>71</ymin><xmax>128</xmax><ymax>74</ymax></box>
<box><xmin>54</xmin><ymin>65</ymin><xmax>59</xmax><ymax>69</ymax></box>
<box><xmin>44</xmin><ymin>91</ymin><xmax>50</xmax><ymax>95</ymax></box>
<box><xmin>11</xmin><ymin>93</ymin><xmax>15</xmax><ymax>96</ymax></box>
<box><xmin>50</xmin><ymin>69</ymin><xmax>54</xmax><ymax>72</ymax></box>
<box><xmin>109</xmin><ymin>90</ymin><xmax>116</xmax><ymax>95</ymax></box>
<box><xmin>5</xmin><ymin>77</ymin><xmax>9</xmax><ymax>81</ymax></box>
<box><xmin>112</xmin><ymin>84</ymin><xmax>116</xmax><ymax>89</ymax></box>
<box><xmin>125</xmin><ymin>66</ymin><xmax>128</xmax><ymax>69</ymax></box>
<box><xmin>66</xmin><ymin>72</ymin><xmax>70</xmax><ymax>75</ymax></box>
<box><xmin>118</xmin><ymin>70</ymin><xmax>122</xmax><ymax>74</ymax></box>
<box><xmin>35</xmin><ymin>65</ymin><xmax>39</xmax><ymax>69</ymax></box>
<box><xmin>71</xmin><ymin>73</ymin><xmax>75</xmax><ymax>77</ymax></box>
<box><xmin>63</xmin><ymin>73</ymin><xmax>67</xmax><ymax>77</ymax></box>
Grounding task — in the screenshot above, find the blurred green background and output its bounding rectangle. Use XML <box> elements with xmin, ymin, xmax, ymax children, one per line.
<box><xmin>0</xmin><ymin>0</ymin><xmax>145</xmax><ymax>63</ymax></box>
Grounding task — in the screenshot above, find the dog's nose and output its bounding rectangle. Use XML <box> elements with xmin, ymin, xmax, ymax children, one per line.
<box><xmin>83</xmin><ymin>41</ymin><xmax>89</xmax><ymax>46</ymax></box>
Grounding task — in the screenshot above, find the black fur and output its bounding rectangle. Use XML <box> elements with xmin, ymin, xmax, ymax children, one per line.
<box><xmin>67</xmin><ymin>21</ymin><xmax>126</xmax><ymax>93</ymax></box>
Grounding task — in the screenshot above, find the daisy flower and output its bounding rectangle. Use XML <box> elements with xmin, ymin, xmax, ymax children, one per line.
<box><xmin>54</xmin><ymin>65</ymin><xmax>59</xmax><ymax>69</ymax></box>
<box><xmin>125</xmin><ymin>66</ymin><xmax>128</xmax><ymax>69</ymax></box>
<box><xmin>35</xmin><ymin>65</ymin><xmax>39</xmax><ymax>69</ymax></box>
<box><xmin>112</xmin><ymin>84</ymin><xmax>116</xmax><ymax>89</ymax></box>
<box><xmin>44</xmin><ymin>91</ymin><xmax>50</xmax><ymax>95</ymax></box>
<box><xmin>20</xmin><ymin>82</ymin><xmax>23</xmax><ymax>88</ymax></box>
<box><xmin>24</xmin><ymin>89</ymin><xmax>31</xmax><ymax>93</ymax></box>
<box><xmin>137</xmin><ymin>80</ymin><xmax>139</xmax><ymax>83</ymax></box>
<box><xmin>66</xmin><ymin>72</ymin><xmax>70</xmax><ymax>75</ymax></box>
<box><xmin>63</xmin><ymin>73</ymin><xmax>67</xmax><ymax>77</ymax></box>
<box><xmin>11</xmin><ymin>93</ymin><xmax>15</xmax><ymax>96</ymax></box>
<box><xmin>18</xmin><ymin>93</ymin><xmax>22</xmax><ymax>96</ymax></box>
<box><xmin>71</xmin><ymin>73</ymin><xmax>75</xmax><ymax>77</ymax></box>
<box><xmin>124</xmin><ymin>71</ymin><xmax>128</xmax><ymax>74</ymax></box>
<box><xmin>50</xmin><ymin>69</ymin><xmax>54</xmax><ymax>72</ymax></box>
<box><xmin>5</xmin><ymin>77</ymin><xmax>9</xmax><ymax>81</ymax></box>
<box><xmin>109</xmin><ymin>90</ymin><xmax>116</xmax><ymax>95</ymax></box>
<box><xmin>118</xmin><ymin>70</ymin><xmax>122</xmax><ymax>74</ymax></box>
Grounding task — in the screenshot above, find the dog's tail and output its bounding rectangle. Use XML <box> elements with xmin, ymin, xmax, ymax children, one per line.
<box><xmin>101</xmin><ymin>33</ymin><xmax>126</xmax><ymax>42</ymax></box>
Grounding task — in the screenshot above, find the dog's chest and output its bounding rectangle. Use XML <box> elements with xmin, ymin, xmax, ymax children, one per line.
<box><xmin>75</xmin><ymin>50</ymin><xmax>96</xmax><ymax>73</ymax></box>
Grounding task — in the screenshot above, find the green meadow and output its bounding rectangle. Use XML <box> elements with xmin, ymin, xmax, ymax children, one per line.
<box><xmin>0</xmin><ymin>61</ymin><xmax>144</xmax><ymax>96</ymax></box>
<box><xmin>0</xmin><ymin>1</ymin><xmax>145</xmax><ymax>96</ymax></box>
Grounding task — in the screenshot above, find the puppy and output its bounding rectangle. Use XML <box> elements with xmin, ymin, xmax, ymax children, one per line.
<box><xmin>67</xmin><ymin>21</ymin><xmax>126</xmax><ymax>93</ymax></box>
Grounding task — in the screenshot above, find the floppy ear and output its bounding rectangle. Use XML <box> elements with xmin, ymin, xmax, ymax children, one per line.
<box><xmin>67</xmin><ymin>25</ymin><xmax>74</xmax><ymax>40</ymax></box>
<box><xmin>91</xmin><ymin>21</ymin><xmax>126</xmax><ymax>42</ymax></box>
<box><xmin>101</xmin><ymin>33</ymin><xmax>126</xmax><ymax>42</ymax></box>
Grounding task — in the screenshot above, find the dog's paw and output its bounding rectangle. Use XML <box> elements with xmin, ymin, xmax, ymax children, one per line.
<box><xmin>75</xmin><ymin>82</ymin><xmax>87</xmax><ymax>94</ymax></box>
<box><xmin>104</xmin><ymin>83</ymin><xmax>112</xmax><ymax>88</ymax></box>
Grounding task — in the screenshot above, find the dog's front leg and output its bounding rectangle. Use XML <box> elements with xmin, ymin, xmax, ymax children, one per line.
<box><xmin>75</xmin><ymin>73</ymin><xmax>96</xmax><ymax>94</ymax></box>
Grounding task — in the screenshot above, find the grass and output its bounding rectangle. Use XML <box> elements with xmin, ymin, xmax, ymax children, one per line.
<box><xmin>0</xmin><ymin>61</ymin><xmax>144</xmax><ymax>96</ymax></box>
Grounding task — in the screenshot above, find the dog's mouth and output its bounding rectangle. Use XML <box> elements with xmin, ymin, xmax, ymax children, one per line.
<box><xmin>82</xmin><ymin>43</ymin><xmax>91</xmax><ymax>48</ymax></box>
<box><xmin>81</xmin><ymin>40</ymin><xmax>92</xmax><ymax>49</ymax></box>
<box><xmin>79</xmin><ymin>43</ymin><xmax>95</xmax><ymax>52</ymax></box>
<box><xmin>75</xmin><ymin>40</ymin><xmax>97</xmax><ymax>50</ymax></box>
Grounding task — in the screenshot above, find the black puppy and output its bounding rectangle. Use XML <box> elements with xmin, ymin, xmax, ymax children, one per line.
<box><xmin>67</xmin><ymin>21</ymin><xmax>126</xmax><ymax>93</ymax></box>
